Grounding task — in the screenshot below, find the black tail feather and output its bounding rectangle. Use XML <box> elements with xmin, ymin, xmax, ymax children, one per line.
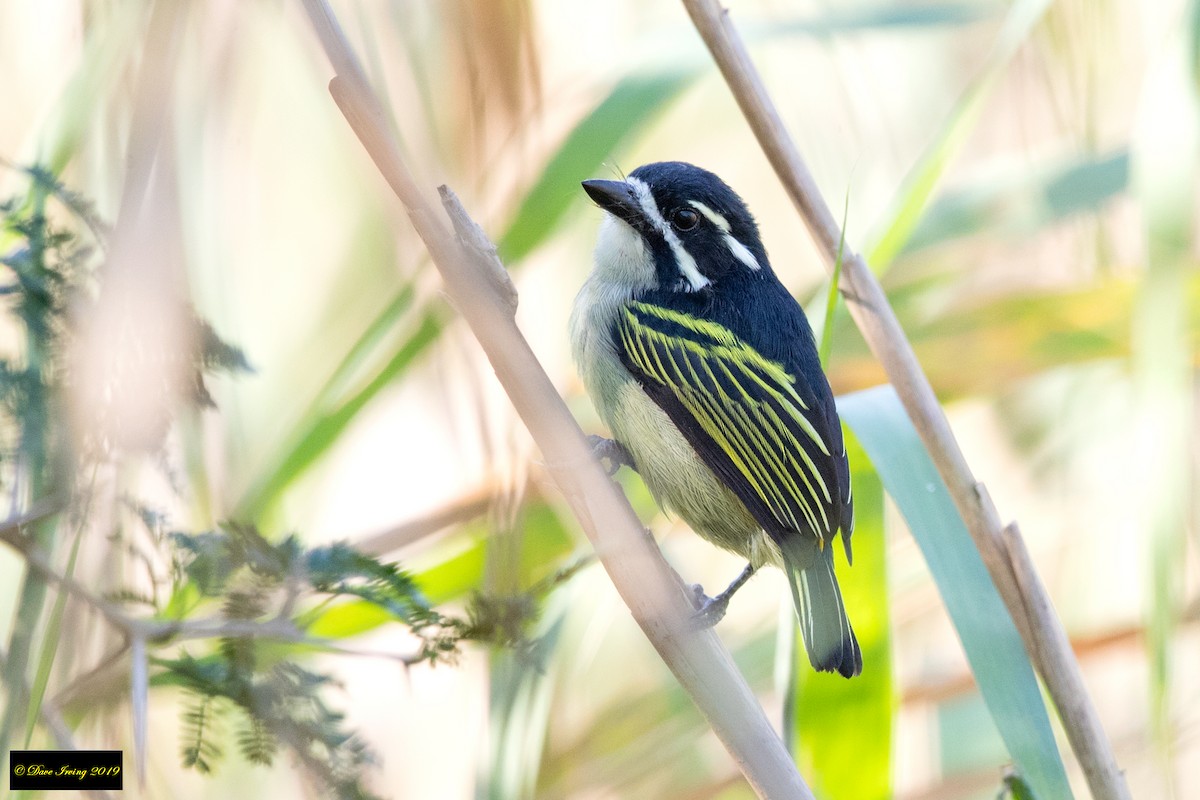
<box><xmin>781</xmin><ymin>537</ymin><xmax>861</xmax><ymax>679</ymax></box>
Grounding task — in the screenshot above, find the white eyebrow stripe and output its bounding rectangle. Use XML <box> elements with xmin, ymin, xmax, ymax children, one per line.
<box><xmin>627</xmin><ymin>176</ymin><xmax>710</xmax><ymax>292</ymax></box>
<box><xmin>723</xmin><ymin>233</ymin><xmax>762</xmax><ymax>271</ymax></box>
<box><xmin>689</xmin><ymin>200</ymin><xmax>761</xmax><ymax>271</ymax></box>
<box><xmin>687</xmin><ymin>200</ymin><xmax>730</xmax><ymax>232</ymax></box>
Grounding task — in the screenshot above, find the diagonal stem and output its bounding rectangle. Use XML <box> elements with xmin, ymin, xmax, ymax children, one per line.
<box><xmin>678</xmin><ymin>2</ymin><xmax>1130</xmax><ymax>799</ymax></box>
<box><xmin>297</xmin><ymin>1</ymin><xmax>817</xmax><ymax>796</ymax></box>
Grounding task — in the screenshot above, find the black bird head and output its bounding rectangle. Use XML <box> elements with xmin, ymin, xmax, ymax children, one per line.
<box><xmin>582</xmin><ymin>162</ymin><xmax>771</xmax><ymax>294</ymax></box>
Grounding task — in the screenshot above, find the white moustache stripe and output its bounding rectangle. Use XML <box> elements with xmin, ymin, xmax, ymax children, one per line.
<box><xmin>723</xmin><ymin>234</ymin><xmax>761</xmax><ymax>271</ymax></box>
<box><xmin>627</xmin><ymin>176</ymin><xmax>710</xmax><ymax>292</ymax></box>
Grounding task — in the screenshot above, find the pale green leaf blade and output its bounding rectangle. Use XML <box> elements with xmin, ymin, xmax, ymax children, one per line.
<box><xmin>839</xmin><ymin>385</ymin><xmax>1073</xmax><ymax>800</ymax></box>
<box><xmin>764</xmin><ymin>2</ymin><xmax>997</xmax><ymax>38</ymax></box>
<box><xmin>904</xmin><ymin>150</ymin><xmax>1129</xmax><ymax>253</ymax></box>
<box><xmin>497</xmin><ymin>69</ymin><xmax>697</xmax><ymax>263</ymax></box>
<box><xmin>236</xmin><ymin>304</ymin><xmax>444</xmax><ymax>518</ymax></box>
<box><xmin>786</xmin><ymin>430</ymin><xmax>893</xmax><ymax>800</ymax></box>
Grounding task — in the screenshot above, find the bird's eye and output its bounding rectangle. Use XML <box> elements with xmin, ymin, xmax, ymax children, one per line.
<box><xmin>671</xmin><ymin>208</ymin><xmax>700</xmax><ymax>231</ymax></box>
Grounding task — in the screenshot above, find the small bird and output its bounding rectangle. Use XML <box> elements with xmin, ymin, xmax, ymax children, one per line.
<box><xmin>569</xmin><ymin>161</ymin><xmax>861</xmax><ymax>677</ymax></box>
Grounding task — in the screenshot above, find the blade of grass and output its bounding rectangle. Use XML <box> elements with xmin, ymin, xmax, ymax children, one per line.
<box><xmin>416</xmin><ymin>502</ymin><xmax>575</xmax><ymax>605</ymax></box>
<box><xmin>839</xmin><ymin>385</ymin><xmax>1072</xmax><ymax>800</ymax></box>
<box><xmin>903</xmin><ymin>150</ymin><xmax>1130</xmax><ymax>254</ymax></box>
<box><xmin>1130</xmin><ymin>17</ymin><xmax>1199</xmax><ymax>789</ymax></box>
<box><xmin>818</xmin><ymin>193</ymin><xmax>849</xmax><ymax>368</ymax></box>
<box><xmin>236</xmin><ymin>302</ymin><xmax>444</xmax><ymax>518</ymax></box>
<box><xmin>764</xmin><ymin>1</ymin><xmax>997</xmax><ymax>38</ymax></box>
<box><xmin>483</xmin><ymin>599</ymin><xmax>566</xmax><ymax>800</ymax></box>
<box><xmin>497</xmin><ymin>69</ymin><xmax>697</xmax><ymax>263</ymax></box>
<box><xmin>827</xmin><ymin>274</ymin><xmax>1200</xmax><ymax>399</ymax></box>
<box><xmin>23</xmin><ymin>517</ymin><xmax>86</xmax><ymax>746</ymax></box>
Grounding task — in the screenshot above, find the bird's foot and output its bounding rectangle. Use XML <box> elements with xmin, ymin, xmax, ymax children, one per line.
<box><xmin>688</xmin><ymin>584</ymin><xmax>729</xmax><ymax>629</ymax></box>
<box><xmin>687</xmin><ymin>563</ymin><xmax>757</xmax><ymax>629</ymax></box>
<box><xmin>588</xmin><ymin>435</ymin><xmax>635</xmax><ymax>476</ymax></box>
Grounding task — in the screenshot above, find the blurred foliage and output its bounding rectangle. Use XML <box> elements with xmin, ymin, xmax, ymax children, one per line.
<box><xmin>158</xmin><ymin>524</ymin><xmax>464</xmax><ymax>798</ymax></box>
<box><xmin>1</xmin><ymin>0</ymin><xmax>1197</xmax><ymax>798</ymax></box>
<box><xmin>0</xmin><ymin>167</ymin><xmax>550</xmax><ymax>795</ymax></box>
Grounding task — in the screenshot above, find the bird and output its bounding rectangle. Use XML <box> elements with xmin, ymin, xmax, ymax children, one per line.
<box><xmin>569</xmin><ymin>161</ymin><xmax>861</xmax><ymax>678</ymax></box>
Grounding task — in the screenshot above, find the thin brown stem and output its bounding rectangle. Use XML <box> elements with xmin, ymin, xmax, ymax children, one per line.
<box><xmin>679</xmin><ymin>2</ymin><xmax>1130</xmax><ymax>799</ymax></box>
<box><xmin>298</xmin><ymin>1</ymin><xmax>815</xmax><ymax>796</ymax></box>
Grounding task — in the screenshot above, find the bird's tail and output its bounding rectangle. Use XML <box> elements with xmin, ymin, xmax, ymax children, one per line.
<box><xmin>780</xmin><ymin>536</ymin><xmax>862</xmax><ymax>678</ymax></box>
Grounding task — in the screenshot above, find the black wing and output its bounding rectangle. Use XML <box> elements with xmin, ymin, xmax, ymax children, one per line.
<box><xmin>614</xmin><ymin>300</ymin><xmax>848</xmax><ymax>548</ymax></box>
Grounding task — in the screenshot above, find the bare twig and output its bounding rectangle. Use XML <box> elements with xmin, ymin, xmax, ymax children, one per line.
<box><xmin>680</xmin><ymin>2</ymin><xmax>1130</xmax><ymax>799</ymax></box>
<box><xmin>299</xmin><ymin>1</ymin><xmax>814</xmax><ymax>796</ymax></box>
<box><xmin>130</xmin><ymin>635</ymin><xmax>147</xmax><ymax>789</ymax></box>
<box><xmin>356</xmin><ymin>484</ymin><xmax>496</xmax><ymax>556</ymax></box>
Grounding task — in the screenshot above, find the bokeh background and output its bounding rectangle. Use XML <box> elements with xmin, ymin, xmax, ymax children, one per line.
<box><xmin>0</xmin><ymin>0</ymin><xmax>1197</xmax><ymax>798</ymax></box>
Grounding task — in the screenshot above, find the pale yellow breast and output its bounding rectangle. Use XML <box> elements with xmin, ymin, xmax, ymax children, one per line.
<box><xmin>609</xmin><ymin>381</ymin><xmax>781</xmax><ymax>569</ymax></box>
<box><xmin>571</xmin><ymin>274</ymin><xmax>779</xmax><ymax>569</ymax></box>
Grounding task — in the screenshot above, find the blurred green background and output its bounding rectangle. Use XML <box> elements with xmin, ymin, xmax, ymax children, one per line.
<box><xmin>0</xmin><ymin>0</ymin><xmax>1196</xmax><ymax>798</ymax></box>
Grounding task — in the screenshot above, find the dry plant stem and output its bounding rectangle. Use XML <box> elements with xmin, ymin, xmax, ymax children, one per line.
<box><xmin>299</xmin><ymin>2</ymin><xmax>813</xmax><ymax>796</ymax></box>
<box><xmin>1001</xmin><ymin>524</ymin><xmax>1125</xmax><ymax>798</ymax></box>
<box><xmin>357</xmin><ymin>485</ymin><xmax>496</xmax><ymax>556</ymax></box>
<box><xmin>680</xmin><ymin>2</ymin><xmax>1131</xmax><ymax>799</ymax></box>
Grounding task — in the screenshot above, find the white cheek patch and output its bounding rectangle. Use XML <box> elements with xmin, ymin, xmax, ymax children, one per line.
<box><xmin>688</xmin><ymin>199</ymin><xmax>761</xmax><ymax>271</ymax></box>
<box><xmin>593</xmin><ymin>214</ymin><xmax>655</xmax><ymax>289</ymax></box>
<box><xmin>626</xmin><ymin>176</ymin><xmax>710</xmax><ymax>292</ymax></box>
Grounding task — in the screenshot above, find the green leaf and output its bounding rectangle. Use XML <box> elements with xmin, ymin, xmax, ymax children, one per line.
<box><xmin>496</xmin><ymin>69</ymin><xmax>697</xmax><ymax>263</ymax></box>
<box><xmin>763</xmin><ymin>1</ymin><xmax>997</xmax><ymax>38</ymax></box>
<box><xmin>483</xmin><ymin>599</ymin><xmax>568</xmax><ymax>800</ymax></box>
<box><xmin>817</xmin><ymin>194</ymin><xmax>850</xmax><ymax>368</ymax></box>
<box><xmin>1129</xmin><ymin>18</ymin><xmax>1200</xmax><ymax>768</ymax></box>
<box><xmin>839</xmin><ymin>385</ymin><xmax>1073</xmax><ymax>800</ymax></box>
<box><xmin>785</xmin><ymin>430</ymin><xmax>893</xmax><ymax>800</ymax></box>
<box><xmin>305</xmin><ymin>541</ymin><xmax>436</xmax><ymax>624</ymax></box>
<box><xmin>25</xmin><ymin>524</ymin><xmax>86</xmax><ymax>746</ymax></box>
<box><xmin>825</xmin><ymin>274</ymin><xmax>1200</xmax><ymax>400</ymax></box>
<box><xmin>416</xmin><ymin>501</ymin><xmax>576</xmax><ymax>603</ymax></box>
<box><xmin>304</xmin><ymin>599</ymin><xmax>393</xmax><ymax>640</ymax></box>
<box><xmin>1191</xmin><ymin>0</ymin><xmax>1200</xmax><ymax>91</ymax></box>
<box><xmin>903</xmin><ymin>150</ymin><xmax>1129</xmax><ymax>254</ymax></box>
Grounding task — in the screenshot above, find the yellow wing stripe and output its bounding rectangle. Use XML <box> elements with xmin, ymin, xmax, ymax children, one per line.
<box><xmin>704</xmin><ymin>355</ymin><xmax>824</xmax><ymax>532</ymax></box>
<box><xmin>710</xmin><ymin>356</ymin><xmax>834</xmax><ymax>510</ymax></box>
<box><xmin>727</xmin><ymin>400</ymin><xmax>820</xmax><ymax>532</ymax></box>
<box><xmin>619</xmin><ymin>322</ymin><xmax>799</xmax><ymax>530</ymax></box>
<box><xmin>680</xmin><ymin>347</ymin><xmax>809</xmax><ymax>532</ymax></box>
<box><xmin>627</xmin><ymin>304</ymin><xmax>807</xmax><ymax>403</ymax></box>
<box><xmin>629</xmin><ymin>303</ymin><xmax>831</xmax><ymax>459</ymax></box>
<box><xmin>619</xmin><ymin>303</ymin><xmax>834</xmax><ymax>540</ymax></box>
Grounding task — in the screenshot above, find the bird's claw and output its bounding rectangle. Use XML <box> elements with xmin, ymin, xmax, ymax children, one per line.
<box><xmin>688</xmin><ymin>583</ymin><xmax>728</xmax><ymax>629</ymax></box>
<box><xmin>588</xmin><ymin>435</ymin><xmax>635</xmax><ymax>476</ymax></box>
